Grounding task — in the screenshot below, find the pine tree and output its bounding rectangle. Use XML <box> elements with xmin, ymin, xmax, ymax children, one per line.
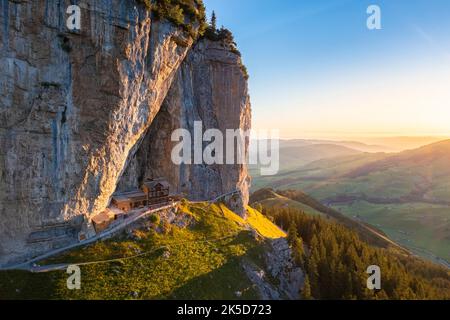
<box><xmin>287</xmin><ymin>222</ymin><xmax>298</xmax><ymax>245</ymax></box>
<box><xmin>307</xmin><ymin>252</ymin><xmax>321</xmax><ymax>298</ymax></box>
<box><xmin>287</xmin><ymin>222</ymin><xmax>306</xmax><ymax>267</ymax></box>
<box><xmin>254</xmin><ymin>203</ymin><xmax>263</xmax><ymax>213</ymax></box>
<box><xmin>259</xmin><ymin>201</ymin><xmax>450</xmax><ymax>300</ymax></box>
<box><xmin>211</xmin><ymin>11</ymin><xmax>217</xmax><ymax>31</ymax></box>
<box><xmin>293</xmin><ymin>236</ymin><xmax>305</xmax><ymax>268</ymax></box>
<box><xmin>302</xmin><ymin>275</ymin><xmax>313</xmax><ymax>300</ymax></box>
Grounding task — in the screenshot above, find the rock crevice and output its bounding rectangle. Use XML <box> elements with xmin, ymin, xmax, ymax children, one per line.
<box><xmin>118</xmin><ymin>39</ymin><xmax>251</xmax><ymax>215</ymax></box>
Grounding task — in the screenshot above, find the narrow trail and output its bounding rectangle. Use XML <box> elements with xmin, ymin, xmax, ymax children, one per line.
<box><xmin>0</xmin><ymin>189</ymin><xmax>243</xmax><ymax>272</ymax></box>
<box><xmin>29</xmin><ymin>232</ymin><xmax>242</xmax><ymax>273</ymax></box>
<box><xmin>0</xmin><ymin>203</ymin><xmax>178</xmax><ymax>271</ymax></box>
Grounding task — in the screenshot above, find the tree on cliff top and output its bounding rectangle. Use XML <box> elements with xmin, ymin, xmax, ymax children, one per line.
<box><xmin>139</xmin><ymin>0</ymin><xmax>208</xmax><ymax>39</ymax></box>
<box><xmin>211</xmin><ymin>11</ymin><xmax>217</xmax><ymax>30</ymax></box>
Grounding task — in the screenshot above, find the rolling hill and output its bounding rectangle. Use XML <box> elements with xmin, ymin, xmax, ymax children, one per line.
<box><xmin>355</xmin><ymin>136</ymin><xmax>450</xmax><ymax>152</ymax></box>
<box><xmin>277</xmin><ymin>144</ymin><xmax>362</xmax><ymax>170</ymax></box>
<box><xmin>342</xmin><ymin>139</ymin><xmax>450</xmax><ymax>203</ymax></box>
<box><xmin>250</xmin><ymin>188</ymin><xmax>407</xmax><ymax>252</ymax></box>
<box><xmin>254</xmin><ymin>140</ymin><xmax>450</xmax><ymax>204</ymax></box>
<box><xmin>249</xmin><ymin>141</ymin><xmax>364</xmax><ymax>176</ymax></box>
<box><xmin>251</xmin><ymin>140</ymin><xmax>450</xmax><ymax>264</ymax></box>
<box><xmin>279</xmin><ymin>139</ymin><xmax>393</xmax><ymax>153</ymax></box>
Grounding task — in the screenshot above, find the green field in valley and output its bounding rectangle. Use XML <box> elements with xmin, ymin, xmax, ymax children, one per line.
<box><xmin>252</xmin><ymin>140</ymin><xmax>450</xmax><ymax>266</ymax></box>
<box><xmin>332</xmin><ymin>201</ymin><xmax>450</xmax><ymax>263</ymax></box>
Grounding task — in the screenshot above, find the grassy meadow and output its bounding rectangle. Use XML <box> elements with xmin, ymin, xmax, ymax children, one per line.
<box><xmin>0</xmin><ymin>202</ymin><xmax>285</xmax><ymax>300</ymax></box>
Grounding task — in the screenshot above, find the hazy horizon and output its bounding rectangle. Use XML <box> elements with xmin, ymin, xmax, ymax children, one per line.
<box><xmin>252</xmin><ymin>135</ymin><xmax>450</xmax><ymax>153</ymax></box>
<box><xmin>275</xmin><ymin>134</ymin><xmax>450</xmax><ymax>141</ymax></box>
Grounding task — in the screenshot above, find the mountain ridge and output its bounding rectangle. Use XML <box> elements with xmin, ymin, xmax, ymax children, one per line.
<box><xmin>251</xmin><ymin>139</ymin><xmax>450</xmax><ymax>264</ymax></box>
<box><xmin>250</xmin><ymin>188</ymin><xmax>407</xmax><ymax>251</ymax></box>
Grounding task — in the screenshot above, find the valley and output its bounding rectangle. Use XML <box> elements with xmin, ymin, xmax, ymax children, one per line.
<box><xmin>252</xmin><ymin>139</ymin><xmax>450</xmax><ymax>265</ymax></box>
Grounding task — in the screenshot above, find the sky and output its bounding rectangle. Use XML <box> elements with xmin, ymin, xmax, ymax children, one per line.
<box><xmin>203</xmin><ymin>0</ymin><xmax>450</xmax><ymax>139</ymax></box>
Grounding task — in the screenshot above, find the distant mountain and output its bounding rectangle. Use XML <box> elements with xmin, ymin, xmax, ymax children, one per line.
<box><xmin>249</xmin><ymin>139</ymin><xmax>384</xmax><ymax>179</ymax></box>
<box><xmin>250</xmin><ymin>152</ymin><xmax>390</xmax><ymax>191</ymax></box>
<box><xmin>279</xmin><ymin>139</ymin><xmax>393</xmax><ymax>153</ymax></box>
<box><xmin>278</xmin><ymin>144</ymin><xmax>362</xmax><ymax>170</ymax></box>
<box><xmin>257</xmin><ymin>140</ymin><xmax>450</xmax><ymax>204</ymax></box>
<box><xmin>249</xmin><ymin>140</ymin><xmax>364</xmax><ymax>178</ymax></box>
<box><xmin>356</xmin><ymin>136</ymin><xmax>450</xmax><ymax>152</ymax></box>
<box><xmin>273</xmin><ymin>136</ymin><xmax>449</xmax><ymax>154</ymax></box>
<box><xmin>340</xmin><ymin>139</ymin><xmax>450</xmax><ymax>204</ymax></box>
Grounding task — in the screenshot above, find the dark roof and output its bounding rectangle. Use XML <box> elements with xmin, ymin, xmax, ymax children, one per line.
<box><xmin>143</xmin><ymin>179</ymin><xmax>170</xmax><ymax>189</ymax></box>
<box><xmin>112</xmin><ymin>190</ymin><xmax>147</xmax><ymax>202</ymax></box>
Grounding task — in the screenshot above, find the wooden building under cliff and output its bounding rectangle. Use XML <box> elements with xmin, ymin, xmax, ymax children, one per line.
<box><xmin>91</xmin><ymin>209</ymin><xmax>115</xmax><ymax>233</ymax></box>
<box><xmin>90</xmin><ymin>179</ymin><xmax>171</xmax><ymax>235</ymax></box>
<box><xmin>111</xmin><ymin>190</ymin><xmax>148</xmax><ymax>212</ymax></box>
<box><xmin>91</xmin><ymin>207</ymin><xmax>128</xmax><ymax>233</ymax></box>
<box><xmin>142</xmin><ymin>179</ymin><xmax>170</xmax><ymax>206</ymax></box>
<box><xmin>110</xmin><ymin>178</ymin><xmax>170</xmax><ymax>213</ymax></box>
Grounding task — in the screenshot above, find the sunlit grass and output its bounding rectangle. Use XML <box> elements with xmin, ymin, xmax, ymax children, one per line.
<box><xmin>246</xmin><ymin>206</ymin><xmax>286</xmax><ymax>239</ymax></box>
<box><xmin>0</xmin><ymin>201</ymin><xmax>282</xmax><ymax>300</ymax></box>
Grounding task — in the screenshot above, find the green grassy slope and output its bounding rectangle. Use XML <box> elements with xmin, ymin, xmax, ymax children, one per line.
<box><xmin>256</xmin><ymin>139</ymin><xmax>450</xmax><ymax>204</ymax></box>
<box><xmin>256</xmin><ymin>197</ymin><xmax>325</xmax><ymax>217</ymax></box>
<box><xmin>250</xmin><ymin>189</ymin><xmax>406</xmax><ymax>252</ymax></box>
<box><xmin>332</xmin><ymin>201</ymin><xmax>450</xmax><ymax>261</ymax></box>
<box><xmin>249</xmin><ymin>188</ymin><xmax>324</xmax><ymax>216</ymax></box>
<box><xmin>0</xmin><ymin>202</ymin><xmax>285</xmax><ymax>300</ymax></box>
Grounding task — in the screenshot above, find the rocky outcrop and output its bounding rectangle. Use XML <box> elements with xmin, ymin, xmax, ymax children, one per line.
<box><xmin>265</xmin><ymin>238</ymin><xmax>304</xmax><ymax>300</ymax></box>
<box><xmin>0</xmin><ymin>0</ymin><xmax>195</xmax><ymax>265</ymax></box>
<box><xmin>117</xmin><ymin>39</ymin><xmax>251</xmax><ymax>215</ymax></box>
<box><xmin>0</xmin><ymin>1</ymin><xmax>251</xmax><ymax>266</ymax></box>
<box><xmin>242</xmin><ymin>238</ymin><xmax>303</xmax><ymax>300</ymax></box>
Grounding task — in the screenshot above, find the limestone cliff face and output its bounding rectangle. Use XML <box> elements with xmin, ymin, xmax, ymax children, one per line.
<box><xmin>0</xmin><ymin>1</ymin><xmax>251</xmax><ymax>266</ymax></box>
<box><xmin>117</xmin><ymin>39</ymin><xmax>251</xmax><ymax>215</ymax></box>
<box><xmin>0</xmin><ymin>0</ymin><xmax>195</xmax><ymax>265</ymax></box>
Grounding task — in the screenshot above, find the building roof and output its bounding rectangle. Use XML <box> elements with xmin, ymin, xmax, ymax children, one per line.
<box><xmin>143</xmin><ymin>179</ymin><xmax>170</xmax><ymax>189</ymax></box>
<box><xmin>112</xmin><ymin>189</ymin><xmax>147</xmax><ymax>202</ymax></box>
<box><xmin>109</xmin><ymin>206</ymin><xmax>125</xmax><ymax>215</ymax></box>
<box><xmin>92</xmin><ymin>209</ymin><xmax>115</xmax><ymax>225</ymax></box>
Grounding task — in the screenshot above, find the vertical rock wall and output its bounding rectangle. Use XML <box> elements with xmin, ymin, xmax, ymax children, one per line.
<box><xmin>118</xmin><ymin>39</ymin><xmax>251</xmax><ymax>215</ymax></box>
<box><xmin>0</xmin><ymin>0</ymin><xmax>194</xmax><ymax>265</ymax></box>
<box><xmin>0</xmin><ymin>0</ymin><xmax>251</xmax><ymax>266</ymax></box>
